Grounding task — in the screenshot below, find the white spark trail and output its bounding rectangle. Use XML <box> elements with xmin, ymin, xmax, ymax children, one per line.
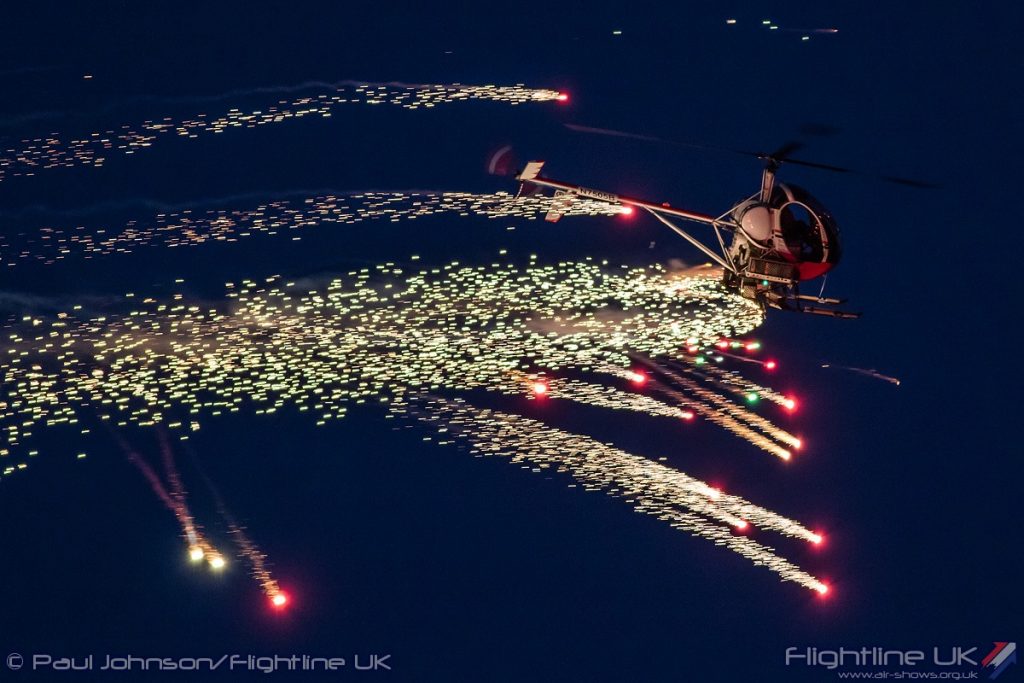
<box><xmin>1</xmin><ymin>191</ymin><xmax>620</xmax><ymax>266</ymax></box>
<box><xmin>408</xmin><ymin>395</ymin><xmax>827</xmax><ymax>593</ymax></box>
<box><xmin>0</xmin><ymin>82</ymin><xmax>563</xmax><ymax>183</ymax></box>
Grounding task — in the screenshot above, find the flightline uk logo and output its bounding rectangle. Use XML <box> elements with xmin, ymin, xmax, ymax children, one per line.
<box><xmin>982</xmin><ymin>643</ymin><xmax>1016</xmax><ymax>680</ymax></box>
<box><xmin>784</xmin><ymin>642</ymin><xmax>1016</xmax><ymax>679</ymax></box>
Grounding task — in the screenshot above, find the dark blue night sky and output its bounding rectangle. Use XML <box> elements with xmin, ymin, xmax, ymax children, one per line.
<box><xmin>0</xmin><ymin>3</ymin><xmax>1019</xmax><ymax>681</ymax></box>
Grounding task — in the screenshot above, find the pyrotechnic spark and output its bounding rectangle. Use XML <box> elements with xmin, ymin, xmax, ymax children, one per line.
<box><xmin>676</xmin><ymin>355</ymin><xmax>794</xmax><ymax>409</ymax></box>
<box><xmin>0</xmin><ymin>66</ymin><xmax>837</xmax><ymax>599</ymax></box>
<box><xmin>0</xmin><ymin>259</ymin><xmax>762</xmax><ymax>472</ymax></box>
<box><xmin>528</xmin><ymin>375</ymin><xmax>692</xmax><ymax>421</ymax></box>
<box><xmin>0</xmin><ymin>83</ymin><xmax>563</xmax><ymax>184</ymax></box>
<box><xmin>626</xmin><ymin>370</ymin><xmax>647</xmax><ymax>385</ymax></box>
<box><xmin>630</xmin><ymin>358</ymin><xmax>799</xmax><ymax>458</ymax></box>
<box><xmin>0</xmin><ymin>257</ymin><xmax>832</xmax><ymax>593</ymax></box>
<box><xmin>0</xmin><ymin>191</ymin><xmax>622</xmax><ymax>266</ymax></box>
<box><xmin>407</xmin><ymin>395</ymin><xmax>828</xmax><ymax>592</ymax></box>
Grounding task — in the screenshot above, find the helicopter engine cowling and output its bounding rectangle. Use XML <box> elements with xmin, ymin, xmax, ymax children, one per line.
<box><xmin>738</xmin><ymin>203</ymin><xmax>773</xmax><ymax>243</ymax></box>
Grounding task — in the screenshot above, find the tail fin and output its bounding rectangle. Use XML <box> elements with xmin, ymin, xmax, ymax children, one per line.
<box><xmin>517</xmin><ymin>161</ymin><xmax>545</xmax><ymax>182</ymax></box>
<box><xmin>515</xmin><ymin>160</ymin><xmax>545</xmax><ymax>198</ymax></box>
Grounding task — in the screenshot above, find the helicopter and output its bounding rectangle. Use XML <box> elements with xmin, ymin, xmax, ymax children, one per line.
<box><xmin>513</xmin><ymin>125</ymin><xmax>936</xmax><ymax>319</ymax></box>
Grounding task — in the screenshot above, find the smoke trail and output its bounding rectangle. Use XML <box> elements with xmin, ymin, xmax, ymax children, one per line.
<box><xmin>181</xmin><ymin>440</ymin><xmax>284</xmax><ymax>605</ymax></box>
<box><xmin>111</xmin><ymin>430</ymin><xmax>176</xmax><ymax>511</ymax></box>
<box><xmin>107</xmin><ymin>429</ymin><xmax>222</xmax><ymax>565</ymax></box>
<box><xmin>821</xmin><ymin>363</ymin><xmax>901</xmax><ymax>386</ymax></box>
<box><xmin>105</xmin><ymin>427</ymin><xmax>279</xmax><ymax>594</ymax></box>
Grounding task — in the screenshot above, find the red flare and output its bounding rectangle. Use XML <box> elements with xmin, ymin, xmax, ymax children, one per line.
<box><xmin>532</xmin><ymin>381</ymin><xmax>548</xmax><ymax>396</ymax></box>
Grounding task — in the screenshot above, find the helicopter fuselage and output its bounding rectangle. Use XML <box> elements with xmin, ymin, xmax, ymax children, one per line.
<box><xmin>514</xmin><ymin>161</ymin><xmax>859</xmax><ymax>318</ymax></box>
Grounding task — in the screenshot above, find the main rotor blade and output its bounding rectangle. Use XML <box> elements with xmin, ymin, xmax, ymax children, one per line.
<box><xmin>565</xmin><ymin>122</ymin><xmax>939</xmax><ymax>189</ymax></box>
<box><xmin>782</xmin><ymin>156</ymin><xmax>941</xmax><ymax>188</ymax></box>
<box><xmin>777</xmin><ymin>157</ymin><xmax>854</xmax><ymax>173</ymax></box>
<box><xmin>768</xmin><ymin>140</ymin><xmax>804</xmax><ymax>161</ymax></box>
<box><xmin>567</xmin><ymin>123</ymin><xmax>806</xmax><ymax>164</ymax></box>
<box><xmin>564</xmin><ymin>123</ymin><xmax>755</xmax><ymax>158</ymax></box>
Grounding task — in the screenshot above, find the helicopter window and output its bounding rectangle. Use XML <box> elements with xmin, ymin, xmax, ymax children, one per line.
<box><xmin>779</xmin><ymin>202</ymin><xmax>824</xmax><ymax>261</ymax></box>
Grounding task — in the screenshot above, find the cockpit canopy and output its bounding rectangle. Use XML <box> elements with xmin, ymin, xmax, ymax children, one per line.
<box><xmin>773</xmin><ymin>183</ymin><xmax>841</xmax><ymax>280</ymax></box>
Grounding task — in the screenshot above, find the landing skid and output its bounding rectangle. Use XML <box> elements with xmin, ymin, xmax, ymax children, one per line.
<box><xmin>791</xmin><ymin>293</ymin><xmax>846</xmax><ymax>305</ymax></box>
<box><xmin>763</xmin><ymin>288</ymin><xmax>861</xmax><ymax>318</ymax></box>
<box><xmin>765</xmin><ymin>297</ymin><xmax>861</xmax><ymax>319</ymax></box>
<box><xmin>793</xmin><ymin>306</ymin><xmax>861</xmax><ymax>319</ymax></box>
